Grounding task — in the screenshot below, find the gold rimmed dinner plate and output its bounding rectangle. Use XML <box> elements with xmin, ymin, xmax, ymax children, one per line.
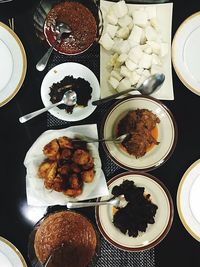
<box><xmin>100</xmin><ymin>96</ymin><xmax>178</xmax><ymax>172</ymax></box>
<box><xmin>0</xmin><ymin>22</ymin><xmax>27</xmax><ymax>107</ymax></box>
<box><xmin>177</xmin><ymin>159</ymin><xmax>200</xmax><ymax>242</ymax></box>
<box><xmin>0</xmin><ymin>236</ymin><xmax>27</xmax><ymax>267</ymax></box>
<box><xmin>95</xmin><ymin>172</ymin><xmax>174</xmax><ymax>252</ymax></box>
<box><xmin>172</xmin><ymin>12</ymin><xmax>200</xmax><ymax>96</ymax></box>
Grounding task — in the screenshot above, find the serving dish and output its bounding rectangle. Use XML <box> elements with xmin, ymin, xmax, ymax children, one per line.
<box><xmin>0</xmin><ymin>236</ymin><xmax>27</xmax><ymax>267</ymax></box>
<box><xmin>40</xmin><ymin>62</ymin><xmax>100</xmax><ymax>121</ymax></box>
<box><xmin>95</xmin><ymin>172</ymin><xmax>174</xmax><ymax>252</ymax></box>
<box><xmin>172</xmin><ymin>12</ymin><xmax>200</xmax><ymax>96</ymax></box>
<box><xmin>33</xmin><ymin>0</ymin><xmax>103</xmax><ymax>55</ymax></box>
<box><xmin>0</xmin><ymin>22</ymin><xmax>27</xmax><ymax>107</ymax></box>
<box><xmin>24</xmin><ymin>125</ymin><xmax>108</xmax><ymax>206</ymax></box>
<box><xmin>177</xmin><ymin>159</ymin><xmax>200</xmax><ymax>241</ymax></box>
<box><xmin>100</xmin><ymin>95</ymin><xmax>178</xmax><ymax>172</ymax></box>
<box><xmin>100</xmin><ymin>1</ymin><xmax>173</xmax><ymax>100</ymax></box>
<box><xmin>28</xmin><ymin>210</ymin><xmax>100</xmax><ymax>267</ymax></box>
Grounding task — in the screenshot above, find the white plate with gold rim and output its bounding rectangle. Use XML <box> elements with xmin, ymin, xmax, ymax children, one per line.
<box><xmin>95</xmin><ymin>172</ymin><xmax>174</xmax><ymax>251</ymax></box>
<box><xmin>0</xmin><ymin>22</ymin><xmax>27</xmax><ymax>107</ymax></box>
<box><xmin>172</xmin><ymin>12</ymin><xmax>200</xmax><ymax>96</ymax></box>
<box><xmin>177</xmin><ymin>159</ymin><xmax>200</xmax><ymax>242</ymax></box>
<box><xmin>0</xmin><ymin>236</ymin><xmax>27</xmax><ymax>267</ymax></box>
<box><xmin>100</xmin><ymin>96</ymin><xmax>178</xmax><ymax>172</ymax></box>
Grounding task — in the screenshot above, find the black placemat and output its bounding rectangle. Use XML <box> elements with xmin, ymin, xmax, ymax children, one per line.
<box><xmin>46</xmin><ymin>48</ymin><xmax>155</xmax><ymax>267</ymax></box>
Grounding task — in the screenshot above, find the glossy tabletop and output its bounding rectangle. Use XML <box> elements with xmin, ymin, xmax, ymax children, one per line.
<box><xmin>0</xmin><ymin>0</ymin><xmax>200</xmax><ymax>267</ymax></box>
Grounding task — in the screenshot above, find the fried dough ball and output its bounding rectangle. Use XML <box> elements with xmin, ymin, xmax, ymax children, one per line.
<box><xmin>70</xmin><ymin>163</ymin><xmax>81</xmax><ymax>173</ymax></box>
<box><xmin>44</xmin><ymin>174</ymin><xmax>65</xmax><ymax>192</ymax></box>
<box><xmin>69</xmin><ymin>174</ymin><xmax>82</xmax><ymax>190</ymax></box>
<box><xmin>72</xmin><ymin>149</ymin><xmax>90</xmax><ymax>165</ymax></box>
<box><xmin>60</xmin><ymin>148</ymin><xmax>72</xmax><ymax>160</ymax></box>
<box><xmin>43</xmin><ymin>139</ymin><xmax>60</xmax><ymax>160</ymax></box>
<box><xmin>38</xmin><ymin>161</ymin><xmax>51</xmax><ymax>179</ymax></box>
<box><xmin>64</xmin><ymin>188</ymin><xmax>83</xmax><ymax>197</ymax></box>
<box><xmin>58</xmin><ymin>136</ymin><xmax>73</xmax><ymax>149</ymax></box>
<box><xmin>82</xmin><ymin>156</ymin><xmax>94</xmax><ymax>170</ymax></box>
<box><xmin>58</xmin><ymin>165</ymin><xmax>70</xmax><ymax>176</ymax></box>
<box><xmin>81</xmin><ymin>169</ymin><xmax>95</xmax><ymax>183</ymax></box>
<box><xmin>45</xmin><ymin>161</ymin><xmax>57</xmax><ymax>181</ymax></box>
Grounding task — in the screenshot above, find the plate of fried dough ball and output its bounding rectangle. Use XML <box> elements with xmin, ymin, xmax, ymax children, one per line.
<box><xmin>24</xmin><ymin>125</ymin><xmax>108</xmax><ymax>206</ymax></box>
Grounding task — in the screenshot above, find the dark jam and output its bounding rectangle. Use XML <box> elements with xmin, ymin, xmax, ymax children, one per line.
<box><xmin>49</xmin><ymin>75</ymin><xmax>93</xmax><ymax>114</ymax></box>
<box><xmin>44</xmin><ymin>2</ymin><xmax>97</xmax><ymax>55</ymax></box>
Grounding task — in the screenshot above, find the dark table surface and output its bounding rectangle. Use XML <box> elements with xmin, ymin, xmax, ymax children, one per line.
<box><xmin>0</xmin><ymin>0</ymin><xmax>200</xmax><ymax>266</ymax></box>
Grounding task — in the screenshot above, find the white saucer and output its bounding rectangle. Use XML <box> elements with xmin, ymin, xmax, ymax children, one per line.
<box><xmin>177</xmin><ymin>159</ymin><xmax>200</xmax><ymax>241</ymax></box>
<box><xmin>0</xmin><ymin>40</ymin><xmax>13</xmax><ymax>92</ymax></box>
<box><xmin>172</xmin><ymin>12</ymin><xmax>200</xmax><ymax>96</ymax></box>
<box><xmin>0</xmin><ymin>236</ymin><xmax>27</xmax><ymax>267</ymax></box>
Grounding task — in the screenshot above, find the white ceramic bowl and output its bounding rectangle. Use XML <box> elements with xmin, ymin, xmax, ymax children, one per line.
<box><xmin>41</xmin><ymin>62</ymin><xmax>100</xmax><ymax>121</ymax></box>
<box><xmin>100</xmin><ymin>95</ymin><xmax>178</xmax><ymax>172</ymax></box>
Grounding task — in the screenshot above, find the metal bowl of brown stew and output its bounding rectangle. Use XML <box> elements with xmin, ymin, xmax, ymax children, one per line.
<box><xmin>33</xmin><ymin>0</ymin><xmax>103</xmax><ymax>55</ymax></box>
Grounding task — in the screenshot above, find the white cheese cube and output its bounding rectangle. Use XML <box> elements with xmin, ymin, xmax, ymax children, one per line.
<box><xmin>116</xmin><ymin>26</ymin><xmax>130</xmax><ymax>39</ymax></box>
<box><xmin>140</xmin><ymin>30</ymin><xmax>147</xmax><ymax>45</ymax></box>
<box><xmin>106</xmin><ymin>24</ymin><xmax>119</xmax><ymax>39</ymax></box>
<box><xmin>136</xmin><ymin>68</ymin><xmax>144</xmax><ymax>75</ymax></box>
<box><xmin>145</xmin><ymin>26</ymin><xmax>158</xmax><ymax>41</ymax></box>
<box><xmin>128</xmin><ymin>25</ymin><xmax>143</xmax><ymax>44</ymax></box>
<box><xmin>117</xmin><ymin>77</ymin><xmax>132</xmax><ymax>92</ymax></box>
<box><xmin>145</xmin><ymin>6</ymin><xmax>157</xmax><ymax>19</ymax></box>
<box><xmin>125</xmin><ymin>58</ymin><xmax>137</xmax><ymax>71</ymax></box>
<box><xmin>152</xmin><ymin>54</ymin><xmax>162</xmax><ymax>65</ymax></box>
<box><xmin>108</xmin><ymin>53</ymin><xmax>119</xmax><ymax>67</ymax></box>
<box><xmin>150</xmin><ymin>64</ymin><xmax>163</xmax><ymax>75</ymax></box>
<box><xmin>107</xmin><ymin>10</ymin><xmax>118</xmax><ymax>25</ymax></box>
<box><xmin>129</xmin><ymin>71</ymin><xmax>141</xmax><ymax>85</ymax></box>
<box><xmin>117</xmin><ymin>53</ymin><xmax>128</xmax><ymax>64</ymax></box>
<box><xmin>150</xmin><ymin>18</ymin><xmax>160</xmax><ymax>31</ymax></box>
<box><xmin>108</xmin><ymin>76</ymin><xmax>120</xmax><ymax>89</ymax></box>
<box><xmin>112</xmin><ymin>38</ymin><xmax>123</xmax><ymax>53</ymax></box>
<box><xmin>128</xmin><ymin>46</ymin><xmax>143</xmax><ymax>64</ymax></box>
<box><xmin>111</xmin><ymin>69</ymin><xmax>123</xmax><ymax>81</ymax></box>
<box><xmin>119</xmin><ymin>40</ymin><xmax>130</xmax><ymax>54</ymax></box>
<box><xmin>120</xmin><ymin>65</ymin><xmax>131</xmax><ymax>78</ymax></box>
<box><xmin>100</xmin><ymin>33</ymin><xmax>114</xmax><ymax>50</ymax></box>
<box><xmin>118</xmin><ymin>15</ymin><xmax>132</xmax><ymax>28</ymax></box>
<box><xmin>139</xmin><ymin>53</ymin><xmax>152</xmax><ymax>69</ymax></box>
<box><xmin>142</xmin><ymin>69</ymin><xmax>151</xmax><ymax>78</ymax></box>
<box><xmin>133</xmin><ymin>10</ymin><xmax>148</xmax><ymax>28</ymax></box>
<box><xmin>113</xmin><ymin>0</ymin><xmax>128</xmax><ymax>18</ymax></box>
<box><xmin>147</xmin><ymin>41</ymin><xmax>161</xmax><ymax>55</ymax></box>
<box><xmin>141</xmin><ymin>44</ymin><xmax>152</xmax><ymax>54</ymax></box>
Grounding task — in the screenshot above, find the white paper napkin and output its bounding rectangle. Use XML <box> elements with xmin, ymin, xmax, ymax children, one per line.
<box><xmin>24</xmin><ymin>124</ymin><xmax>109</xmax><ymax>206</ymax></box>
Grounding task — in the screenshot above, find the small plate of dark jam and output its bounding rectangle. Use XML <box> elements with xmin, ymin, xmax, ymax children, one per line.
<box><xmin>41</xmin><ymin>62</ymin><xmax>100</xmax><ymax>121</ymax></box>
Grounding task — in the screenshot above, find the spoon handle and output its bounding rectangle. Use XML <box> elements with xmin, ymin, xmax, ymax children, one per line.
<box><xmin>92</xmin><ymin>87</ymin><xmax>136</xmax><ymax>106</ymax></box>
<box><xmin>19</xmin><ymin>100</ymin><xmax>63</xmax><ymax>123</ymax></box>
<box><xmin>67</xmin><ymin>199</ymin><xmax>117</xmax><ymax>209</ymax></box>
<box><xmin>36</xmin><ymin>46</ymin><xmax>54</xmax><ymax>71</ymax></box>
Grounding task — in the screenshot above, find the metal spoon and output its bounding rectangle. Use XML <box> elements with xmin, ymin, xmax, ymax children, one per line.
<box><xmin>19</xmin><ymin>90</ymin><xmax>77</xmax><ymax>123</ymax></box>
<box><xmin>92</xmin><ymin>73</ymin><xmax>165</xmax><ymax>106</ymax></box>
<box><xmin>66</xmin><ymin>194</ymin><xmax>126</xmax><ymax>209</ymax></box>
<box><xmin>36</xmin><ymin>22</ymin><xmax>71</xmax><ymax>71</ymax></box>
<box><xmin>72</xmin><ymin>133</ymin><xmax>129</xmax><ymax>144</ymax></box>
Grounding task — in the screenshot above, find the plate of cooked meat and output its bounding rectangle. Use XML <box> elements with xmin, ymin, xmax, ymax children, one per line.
<box><xmin>95</xmin><ymin>172</ymin><xmax>174</xmax><ymax>251</ymax></box>
<box><xmin>100</xmin><ymin>95</ymin><xmax>178</xmax><ymax>171</ymax></box>
<box><xmin>24</xmin><ymin>125</ymin><xmax>108</xmax><ymax>206</ymax></box>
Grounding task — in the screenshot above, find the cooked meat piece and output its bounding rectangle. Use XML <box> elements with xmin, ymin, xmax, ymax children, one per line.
<box><xmin>58</xmin><ymin>165</ymin><xmax>70</xmax><ymax>176</ymax></box>
<box><xmin>136</xmin><ymin>109</ymin><xmax>160</xmax><ymax>131</ymax></box>
<box><xmin>70</xmin><ymin>163</ymin><xmax>81</xmax><ymax>173</ymax></box>
<box><xmin>117</xmin><ymin>111</ymin><xmax>137</xmax><ymax>135</ymax></box>
<box><xmin>69</xmin><ymin>174</ymin><xmax>82</xmax><ymax>190</ymax></box>
<box><xmin>64</xmin><ymin>188</ymin><xmax>83</xmax><ymax>197</ymax></box>
<box><xmin>38</xmin><ymin>161</ymin><xmax>52</xmax><ymax>179</ymax></box>
<box><xmin>81</xmin><ymin>169</ymin><xmax>95</xmax><ymax>183</ymax></box>
<box><xmin>72</xmin><ymin>149</ymin><xmax>90</xmax><ymax>165</ymax></box>
<box><xmin>44</xmin><ymin>174</ymin><xmax>65</xmax><ymax>192</ymax></box>
<box><xmin>58</xmin><ymin>136</ymin><xmax>73</xmax><ymax>149</ymax></box>
<box><xmin>43</xmin><ymin>139</ymin><xmax>60</xmax><ymax>160</ymax></box>
<box><xmin>72</xmin><ymin>140</ymin><xmax>87</xmax><ymax>150</ymax></box>
<box><xmin>60</xmin><ymin>148</ymin><xmax>72</xmax><ymax>160</ymax></box>
<box><xmin>82</xmin><ymin>156</ymin><xmax>94</xmax><ymax>170</ymax></box>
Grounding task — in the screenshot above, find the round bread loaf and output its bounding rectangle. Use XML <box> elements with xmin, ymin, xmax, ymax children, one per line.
<box><xmin>34</xmin><ymin>211</ymin><xmax>97</xmax><ymax>267</ymax></box>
